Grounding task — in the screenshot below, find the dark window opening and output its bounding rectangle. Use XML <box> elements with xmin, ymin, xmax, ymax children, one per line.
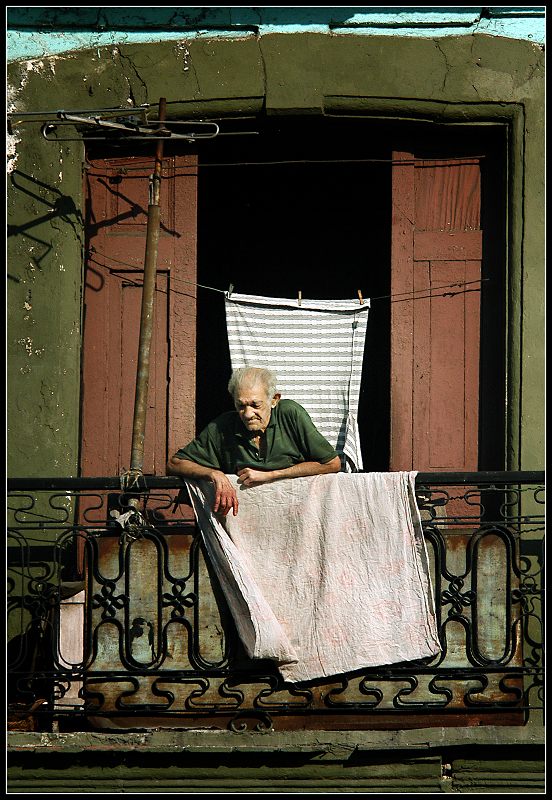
<box><xmin>84</xmin><ymin>115</ymin><xmax>507</xmax><ymax>472</ymax></box>
<box><xmin>195</xmin><ymin>116</ymin><xmax>506</xmax><ymax>471</ymax></box>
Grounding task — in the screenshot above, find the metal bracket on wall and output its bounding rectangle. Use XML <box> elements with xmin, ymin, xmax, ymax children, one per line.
<box><xmin>40</xmin><ymin>111</ymin><xmax>220</xmax><ymax>143</ymax></box>
<box><xmin>8</xmin><ymin>104</ymin><xmax>260</xmax><ymax>144</ymax></box>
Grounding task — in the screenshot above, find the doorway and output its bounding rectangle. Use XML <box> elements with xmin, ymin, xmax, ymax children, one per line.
<box><xmin>81</xmin><ymin>115</ymin><xmax>506</xmax><ymax>476</ymax></box>
<box><xmin>194</xmin><ymin>116</ymin><xmax>506</xmax><ymax>471</ymax></box>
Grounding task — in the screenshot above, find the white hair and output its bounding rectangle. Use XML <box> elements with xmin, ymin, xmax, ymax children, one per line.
<box><xmin>227</xmin><ymin>367</ymin><xmax>278</xmax><ymax>400</ymax></box>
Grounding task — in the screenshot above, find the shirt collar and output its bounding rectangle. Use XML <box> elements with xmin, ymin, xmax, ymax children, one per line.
<box><xmin>266</xmin><ymin>405</ymin><xmax>277</xmax><ymax>429</ymax></box>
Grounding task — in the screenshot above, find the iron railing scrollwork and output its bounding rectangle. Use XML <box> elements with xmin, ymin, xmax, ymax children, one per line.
<box><xmin>7</xmin><ymin>472</ymin><xmax>544</xmax><ymax>732</ymax></box>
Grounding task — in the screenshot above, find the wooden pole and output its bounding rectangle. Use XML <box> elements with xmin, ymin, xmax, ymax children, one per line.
<box><xmin>129</xmin><ymin>97</ymin><xmax>167</xmax><ymax>474</ymax></box>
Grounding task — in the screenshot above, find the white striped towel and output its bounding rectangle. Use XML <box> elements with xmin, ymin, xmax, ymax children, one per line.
<box><xmin>225</xmin><ymin>293</ymin><xmax>370</xmax><ymax>471</ymax></box>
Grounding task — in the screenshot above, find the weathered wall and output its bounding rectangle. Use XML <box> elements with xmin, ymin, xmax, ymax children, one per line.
<box><xmin>6</xmin><ymin>8</ymin><xmax>546</xmax><ymax>794</ymax></box>
<box><xmin>7</xmin><ymin>106</ymin><xmax>84</xmax><ymax>476</ymax></box>
<box><xmin>7</xmin><ymin>29</ymin><xmax>545</xmax><ymax>475</ymax></box>
<box><xmin>6</xmin><ymin>6</ymin><xmax>546</xmax><ymax>62</ymax></box>
<box><xmin>7</xmin><ymin>729</ymin><xmax>545</xmax><ymax>793</ymax></box>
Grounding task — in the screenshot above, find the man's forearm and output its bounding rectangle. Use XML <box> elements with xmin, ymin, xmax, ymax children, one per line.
<box><xmin>167</xmin><ymin>456</ymin><xmax>239</xmax><ymax>516</ymax></box>
<box><xmin>236</xmin><ymin>457</ymin><xmax>340</xmax><ymax>488</ymax></box>
<box><xmin>167</xmin><ymin>456</ymin><xmax>217</xmax><ymax>480</ymax></box>
<box><xmin>271</xmin><ymin>456</ymin><xmax>341</xmax><ymax>482</ymax></box>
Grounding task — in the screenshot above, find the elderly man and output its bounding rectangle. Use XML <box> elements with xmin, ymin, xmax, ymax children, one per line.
<box><xmin>167</xmin><ymin>367</ymin><xmax>341</xmax><ymax>516</ymax></box>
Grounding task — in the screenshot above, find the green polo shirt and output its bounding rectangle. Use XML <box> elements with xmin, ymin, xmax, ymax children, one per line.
<box><xmin>175</xmin><ymin>399</ymin><xmax>339</xmax><ymax>473</ymax></box>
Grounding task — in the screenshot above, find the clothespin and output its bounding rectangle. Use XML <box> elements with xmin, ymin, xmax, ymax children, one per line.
<box><xmin>357</xmin><ymin>289</ymin><xmax>364</xmax><ymax>305</ymax></box>
<box><xmin>298</xmin><ymin>290</ymin><xmax>302</xmax><ymax>307</ymax></box>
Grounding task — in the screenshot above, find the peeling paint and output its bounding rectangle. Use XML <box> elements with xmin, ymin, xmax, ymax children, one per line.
<box><xmin>24</xmin><ymin>55</ymin><xmax>59</xmax><ymax>74</ymax></box>
<box><xmin>7</xmin><ymin>82</ymin><xmax>23</xmax><ymax>173</ymax></box>
<box><xmin>25</xmin><ymin>58</ymin><xmax>43</xmax><ymax>72</ymax></box>
<box><xmin>17</xmin><ymin>337</ymin><xmax>34</xmax><ymax>357</ymax></box>
<box><xmin>7</xmin><ymin>130</ymin><xmax>20</xmax><ymax>173</ymax></box>
<box><xmin>174</xmin><ymin>40</ymin><xmax>191</xmax><ymax>71</ymax></box>
<box><xmin>6</xmin><ymin>8</ymin><xmax>546</xmax><ymax>63</ymax></box>
<box><xmin>17</xmin><ymin>337</ymin><xmax>46</xmax><ymax>358</ymax></box>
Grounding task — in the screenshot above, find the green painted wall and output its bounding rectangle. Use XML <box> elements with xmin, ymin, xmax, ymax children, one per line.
<box><xmin>7</xmin><ymin>729</ymin><xmax>545</xmax><ymax>793</ymax></box>
<box><xmin>7</xmin><ymin>138</ymin><xmax>84</xmax><ymax>477</ymax></box>
<box><xmin>7</xmin><ymin>32</ymin><xmax>545</xmax><ymax>476</ymax></box>
<box><xmin>6</xmin><ymin>6</ymin><xmax>546</xmax><ymax>62</ymax></box>
<box><xmin>6</xmin><ymin>22</ymin><xmax>545</xmax><ymax>795</ymax></box>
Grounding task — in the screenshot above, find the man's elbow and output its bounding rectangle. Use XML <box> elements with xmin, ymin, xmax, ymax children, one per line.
<box><xmin>326</xmin><ymin>456</ymin><xmax>341</xmax><ymax>473</ymax></box>
<box><xmin>167</xmin><ymin>455</ymin><xmax>182</xmax><ymax>475</ymax></box>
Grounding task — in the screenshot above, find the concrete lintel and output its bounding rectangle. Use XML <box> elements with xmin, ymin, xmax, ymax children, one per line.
<box><xmin>8</xmin><ymin>725</ymin><xmax>545</xmax><ymax>758</ymax></box>
<box><xmin>322</xmin><ymin>96</ymin><xmax>524</xmax><ymax>124</ymax></box>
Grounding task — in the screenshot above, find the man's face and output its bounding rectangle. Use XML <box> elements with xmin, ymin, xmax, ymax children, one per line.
<box><xmin>235</xmin><ymin>380</ymin><xmax>279</xmax><ymax>434</ymax></box>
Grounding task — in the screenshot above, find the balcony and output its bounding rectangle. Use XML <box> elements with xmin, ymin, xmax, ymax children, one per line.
<box><xmin>7</xmin><ymin>471</ymin><xmax>544</xmax><ymax>733</ymax></box>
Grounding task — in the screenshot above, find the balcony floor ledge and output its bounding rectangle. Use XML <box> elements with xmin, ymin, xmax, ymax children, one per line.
<box><xmin>7</xmin><ymin>724</ymin><xmax>544</xmax><ymax>756</ymax></box>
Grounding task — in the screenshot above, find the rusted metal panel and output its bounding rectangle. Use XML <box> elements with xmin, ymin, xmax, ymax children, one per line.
<box><xmin>56</xmin><ymin>590</ymin><xmax>85</xmax><ymax>712</ymax></box>
<box><xmin>84</xmin><ymin>508</ymin><xmax>233</xmax><ymax>728</ymax></box>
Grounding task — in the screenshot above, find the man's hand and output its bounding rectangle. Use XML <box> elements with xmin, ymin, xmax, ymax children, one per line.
<box><xmin>167</xmin><ymin>456</ymin><xmax>239</xmax><ymax>516</ymax></box>
<box><xmin>211</xmin><ymin>471</ymin><xmax>239</xmax><ymax>516</ymax></box>
<box><xmin>237</xmin><ymin>468</ymin><xmax>275</xmax><ymax>488</ymax></box>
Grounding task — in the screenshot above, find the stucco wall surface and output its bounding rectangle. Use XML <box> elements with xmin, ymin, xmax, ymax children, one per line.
<box><xmin>7</xmin><ymin>728</ymin><xmax>545</xmax><ymax>793</ymax></box>
<box><xmin>6</xmin><ymin>6</ymin><xmax>546</xmax><ymax>63</ymax></box>
<box><xmin>5</xmin><ymin>14</ymin><xmax>546</xmax><ymax>794</ymax></box>
<box><xmin>7</xmin><ymin>30</ymin><xmax>545</xmax><ymax>476</ymax></box>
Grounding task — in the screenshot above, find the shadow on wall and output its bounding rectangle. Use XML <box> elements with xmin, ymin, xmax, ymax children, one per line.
<box><xmin>8</xmin><ymin>170</ymin><xmax>84</xmax><ymax>273</ymax></box>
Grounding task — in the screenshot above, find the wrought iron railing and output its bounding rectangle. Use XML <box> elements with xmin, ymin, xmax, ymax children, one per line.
<box><xmin>7</xmin><ymin>472</ymin><xmax>544</xmax><ymax>732</ymax></box>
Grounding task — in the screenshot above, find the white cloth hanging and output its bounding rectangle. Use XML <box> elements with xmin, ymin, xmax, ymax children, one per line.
<box><xmin>185</xmin><ymin>472</ymin><xmax>441</xmax><ymax>683</ymax></box>
<box><xmin>225</xmin><ymin>293</ymin><xmax>370</xmax><ymax>471</ymax></box>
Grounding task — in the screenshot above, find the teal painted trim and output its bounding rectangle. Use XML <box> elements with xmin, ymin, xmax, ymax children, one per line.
<box><xmin>7</xmin><ymin>7</ymin><xmax>546</xmax><ymax>61</ymax></box>
<box><xmin>7</xmin><ymin>29</ymin><xmax>254</xmax><ymax>62</ymax></box>
<box><xmin>5</xmin><ymin>8</ymin><xmax>485</xmax><ymax>28</ymax></box>
<box><xmin>6</xmin><ymin>7</ymin><xmax>546</xmax><ymax>29</ymax></box>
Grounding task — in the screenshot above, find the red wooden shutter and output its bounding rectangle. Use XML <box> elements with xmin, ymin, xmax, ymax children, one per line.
<box><xmin>390</xmin><ymin>152</ymin><xmax>482</xmax><ymax>472</ymax></box>
<box><xmin>81</xmin><ymin>155</ymin><xmax>198</xmax><ymax>477</ymax></box>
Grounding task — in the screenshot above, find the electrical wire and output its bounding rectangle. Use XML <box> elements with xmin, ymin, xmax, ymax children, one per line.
<box><xmin>87</xmin><ymin>249</ymin><xmax>488</xmax><ymax>303</ymax></box>
<box><xmin>82</xmin><ymin>155</ymin><xmax>485</xmax><ymax>175</ymax></box>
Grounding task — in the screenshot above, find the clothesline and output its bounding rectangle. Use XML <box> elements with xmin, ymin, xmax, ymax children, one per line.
<box><xmin>89</xmin><ymin>246</ymin><xmax>487</xmax><ymax>303</ymax></box>
<box><xmin>110</xmin><ymin>270</ymin><xmax>487</xmax><ymax>304</ymax></box>
<box><xmin>214</xmin><ymin>279</ymin><xmax>487</xmax><ymax>303</ymax></box>
<box><xmin>83</xmin><ymin>155</ymin><xmax>486</xmax><ymax>175</ymax></box>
